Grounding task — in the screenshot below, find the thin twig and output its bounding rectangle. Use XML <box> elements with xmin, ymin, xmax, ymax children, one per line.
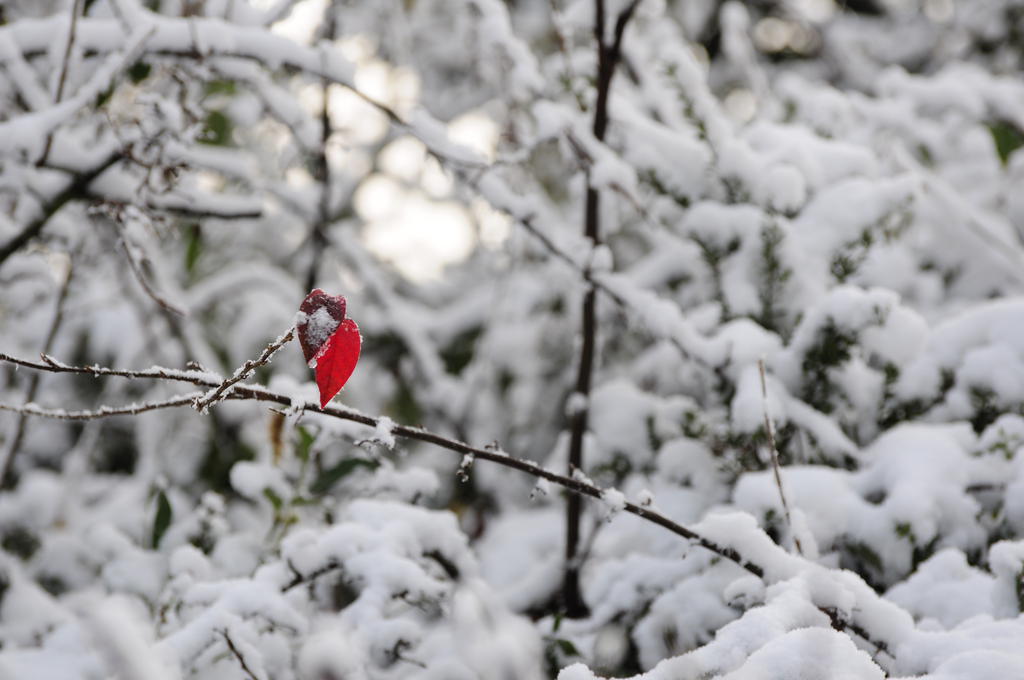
<box><xmin>82</xmin><ymin>189</ymin><xmax>264</xmax><ymax>220</ymax></box>
<box><xmin>306</xmin><ymin>12</ymin><xmax>336</xmax><ymax>293</ymax></box>
<box><xmin>0</xmin><ymin>263</ymin><xmax>74</xmax><ymax>487</ymax></box>
<box><xmin>549</xmin><ymin>0</ymin><xmax>586</xmax><ymax>110</ymax></box>
<box><xmin>191</xmin><ymin>326</ymin><xmax>295</xmax><ymax>412</ymax></box>
<box><xmin>0</xmin><ymin>350</ymin><xmax>758</xmax><ymax>574</ymax></box>
<box><xmin>282</xmin><ymin>559</ymin><xmax>342</xmax><ymax>592</ymax></box>
<box><xmin>37</xmin><ymin>0</ymin><xmax>85</xmax><ymax>166</ymax></box>
<box><xmin>0</xmin><ymin>151</ymin><xmax>123</xmax><ymax>265</ymax></box>
<box><xmin>0</xmin><ymin>349</ymin><xmax>895</xmax><ymax>666</ymax></box>
<box><xmin>0</xmin><ymin>393</ymin><xmax>203</xmax><ymax>420</ymax></box>
<box><xmin>220</xmin><ymin>629</ymin><xmax>261</xmax><ymax>680</ymax></box>
<box><xmin>1</xmin><ymin>352</ymin><xmax>209</xmax><ymax>380</ymax></box>
<box><xmin>111</xmin><ymin>218</ymin><xmax>187</xmax><ymax>316</ymax></box>
<box><xmin>758</xmin><ymin>358</ymin><xmax>803</xmax><ymax>556</ymax></box>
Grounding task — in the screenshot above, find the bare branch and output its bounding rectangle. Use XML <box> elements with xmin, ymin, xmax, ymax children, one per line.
<box><xmin>0</xmin><ymin>263</ymin><xmax>74</xmax><ymax>487</ymax></box>
<box><xmin>0</xmin><ymin>350</ymin><xmax>895</xmax><ymax>664</ymax></box>
<box><xmin>0</xmin><ymin>393</ymin><xmax>203</xmax><ymax>420</ymax></box>
<box><xmin>220</xmin><ymin>629</ymin><xmax>261</xmax><ymax>680</ymax></box>
<box><xmin>0</xmin><ymin>352</ymin><xmax>215</xmax><ymax>383</ymax></box>
<box><xmin>282</xmin><ymin>559</ymin><xmax>342</xmax><ymax>592</ymax></box>
<box><xmin>191</xmin><ymin>326</ymin><xmax>296</xmax><ymax>413</ymax></box>
<box><xmin>563</xmin><ymin>0</ymin><xmax>644</xmax><ymax>617</ymax></box>
<box><xmin>37</xmin><ymin>0</ymin><xmax>85</xmax><ymax>166</ymax></box>
<box><xmin>88</xmin><ymin>191</ymin><xmax>264</xmax><ymax>220</ymax></box>
<box><xmin>0</xmin><ymin>350</ymin><xmax>757</xmax><ymax>574</ymax></box>
<box><xmin>109</xmin><ymin>216</ymin><xmax>187</xmax><ymax>317</ymax></box>
<box><xmin>307</xmin><ymin>13</ymin><xmax>336</xmax><ymax>293</ymax></box>
<box><xmin>0</xmin><ymin>150</ymin><xmax>122</xmax><ymax>266</ymax></box>
<box><xmin>758</xmin><ymin>358</ymin><xmax>803</xmax><ymax>556</ymax></box>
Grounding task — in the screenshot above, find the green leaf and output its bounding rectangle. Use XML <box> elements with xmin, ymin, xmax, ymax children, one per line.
<box><xmin>205</xmin><ymin>79</ymin><xmax>238</xmax><ymax>97</ymax></box>
<box><xmin>152</xmin><ymin>490</ymin><xmax>172</xmax><ymax>549</ymax></box>
<box><xmin>263</xmin><ymin>487</ymin><xmax>284</xmax><ymax>511</ymax></box>
<box><xmin>199</xmin><ymin>110</ymin><xmax>232</xmax><ymax>146</ymax></box>
<box><xmin>554</xmin><ymin>639</ymin><xmax>580</xmax><ymax>657</ymax></box>
<box><xmin>310</xmin><ymin>458</ymin><xmax>378</xmax><ymax>495</ymax></box>
<box><xmin>94</xmin><ymin>84</ymin><xmax>115</xmax><ymax>109</ymax></box>
<box><xmin>296</xmin><ymin>426</ymin><xmax>315</xmax><ymax>463</ymax></box>
<box><xmin>989</xmin><ymin>121</ymin><xmax>1024</xmax><ymax>166</ymax></box>
<box><xmin>128</xmin><ymin>61</ymin><xmax>151</xmax><ymax>83</ymax></box>
<box><xmin>440</xmin><ymin>326</ymin><xmax>481</xmax><ymax>375</ymax></box>
<box><xmin>184</xmin><ymin>224</ymin><xmax>202</xmax><ymax>274</ymax></box>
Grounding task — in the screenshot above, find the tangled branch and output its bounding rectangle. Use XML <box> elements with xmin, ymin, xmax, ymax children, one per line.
<box><xmin>0</xmin><ymin>345</ymin><xmax>895</xmax><ymax>665</ymax></box>
<box><xmin>191</xmin><ymin>325</ymin><xmax>296</xmax><ymax>413</ymax></box>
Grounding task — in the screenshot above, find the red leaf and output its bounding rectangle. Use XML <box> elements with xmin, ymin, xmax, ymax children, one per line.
<box><xmin>297</xmin><ymin>289</ymin><xmax>346</xmax><ymax>364</ymax></box>
<box><xmin>298</xmin><ymin>290</ymin><xmax>361</xmax><ymax>407</ymax></box>
<box><xmin>313</xmin><ymin>318</ymin><xmax>361</xmax><ymax>408</ymax></box>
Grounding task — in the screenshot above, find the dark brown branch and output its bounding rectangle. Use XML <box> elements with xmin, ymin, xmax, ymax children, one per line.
<box><xmin>306</xmin><ymin>12</ymin><xmax>335</xmax><ymax>293</ymax></box>
<box><xmin>191</xmin><ymin>326</ymin><xmax>295</xmax><ymax>412</ymax></box>
<box><xmin>563</xmin><ymin>0</ymin><xmax>641</xmax><ymax>618</ymax></box>
<box><xmin>282</xmin><ymin>559</ymin><xmax>342</xmax><ymax>592</ymax></box>
<box><xmin>0</xmin><ymin>349</ymin><xmax>900</xmax><ymax>666</ymax></box>
<box><xmin>0</xmin><ymin>350</ymin><xmax>757</xmax><ymax>575</ymax></box>
<box><xmin>220</xmin><ymin>629</ymin><xmax>260</xmax><ymax>680</ymax></box>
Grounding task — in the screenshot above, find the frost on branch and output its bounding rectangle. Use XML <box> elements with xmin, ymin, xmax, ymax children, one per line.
<box><xmin>3</xmin><ymin>0</ymin><xmax>1024</xmax><ymax>678</ymax></box>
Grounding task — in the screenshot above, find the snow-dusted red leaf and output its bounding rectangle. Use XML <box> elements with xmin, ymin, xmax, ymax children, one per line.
<box><xmin>298</xmin><ymin>290</ymin><xmax>361</xmax><ymax>407</ymax></box>
<box><xmin>312</xmin><ymin>318</ymin><xmax>361</xmax><ymax>408</ymax></box>
<box><xmin>297</xmin><ymin>289</ymin><xmax>346</xmax><ymax>364</ymax></box>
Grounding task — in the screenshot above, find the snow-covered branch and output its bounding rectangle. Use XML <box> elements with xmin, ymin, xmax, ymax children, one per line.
<box><xmin>0</xmin><ymin>348</ymin><xmax>899</xmax><ymax>661</ymax></box>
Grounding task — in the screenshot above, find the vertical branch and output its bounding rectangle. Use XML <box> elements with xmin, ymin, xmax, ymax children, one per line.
<box><xmin>0</xmin><ymin>262</ymin><xmax>74</xmax><ymax>488</ymax></box>
<box><xmin>563</xmin><ymin>0</ymin><xmax>642</xmax><ymax>618</ymax></box>
<box><xmin>38</xmin><ymin>0</ymin><xmax>85</xmax><ymax>167</ymax></box>
<box><xmin>305</xmin><ymin>6</ymin><xmax>337</xmax><ymax>293</ymax></box>
<box><xmin>220</xmin><ymin>629</ymin><xmax>262</xmax><ymax>680</ymax></box>
<box><xmin>758</xmin><ymin>358</ymin><xmax>803</xmax><ymax>555</ymax></box>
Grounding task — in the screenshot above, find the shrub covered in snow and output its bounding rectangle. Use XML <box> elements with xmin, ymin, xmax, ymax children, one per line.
<box><xmin>2</xmin><ymin>0</ymin><xmax>1024</xmax><ymax>678</ymax></box>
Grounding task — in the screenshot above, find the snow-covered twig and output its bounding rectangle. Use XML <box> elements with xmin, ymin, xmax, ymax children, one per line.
<box><xmin>90</xmin><ymin>190</ymin><xmax>264</xmax><ymax>220</ymax></box>
<box><xmin>0</xmin><ymin>264</ymin><xmax>73</xmax><ymax>487</ymax></box>
<box><xmin>282</xmin><ymin>559</ymin><xmax>341</xmax><ymax>592</ymax></box>
<box><xmin>0</xmin><ymin>393</ymin><xmax>203</xmax><ymax>420</ymax></box>
<box><xmin>36</xmin><ymin>0</ymin><xmax>84</xmax><ymax>166</ymax></box>
<box><xmin>0</xmin><ymin>150</ymin><xmax>123</xmax><ymax>266</ymax></box>
<box><xmin>0</xmin><ymin>24</ymin><xmax>155</xmax><ymax>158</ymax></box>
<box><xmin>191</xmin><ymin>326</ymin><xmax>295</xmax><ymax>413</ymax></box>
<box><xmin>109</xmin><ymin>216</ymin><xmax>186</xmax><ymax>317</ymax></box>
<box><xmin>0</xmin><ymin>350</ymin><xmax>757</xmax><ymax>573</ymax></box>
<box><xmin>758</xmin><ymin>358</ymin><xmax>803</xmax><ymax>556</ymax></box>
<box><xmin>220</xmin><ymin>629</ymin><xmax>263</xmax><ymax>680</ymax></box>
<box><xmin>0</xmin><ymin>350</ymin><xmax>897</xmax><ymax>662</ymax></box>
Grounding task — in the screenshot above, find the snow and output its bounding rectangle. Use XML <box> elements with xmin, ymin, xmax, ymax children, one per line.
<box><xmin>301</xmin><ymin>306</ymin><xmax>341</xmax><ymax>355</ymax></box>
<box><xmin>82</xmin><ymin>597</ymin><xmax>178</xmax><ymax>680</ymax></box>
<box><xmin>885</xmin><ymin>549</ymin><xmax>996</xmax><ymax>628</ymax></box>
<box><xmin>3</xmin><ymin>0</ymin><xmax>1024</xmax><ymax>678</ymax></box>
<box><xmin>298</xmin><ymin>629</ymin><xmax>368</xmax><ymax>680</ymax></box>
<box><xmin>373</xmin><ymin>416</ymin><xmax>396</xmax><ymax>449</ymax></box>
<box><xmin>229</xmin><ymin>461</ymin><xmax>290</xmax><ymax>503</ymax></box>
<box><xmin>720</xmin><ymin>627</ymin><xmax>884</xmax><ymax>679</ymax></box>
<box><xmin>599</xmin><ymin>488</ymin><xmax>626</xmax><ymax>518</ymax></box>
